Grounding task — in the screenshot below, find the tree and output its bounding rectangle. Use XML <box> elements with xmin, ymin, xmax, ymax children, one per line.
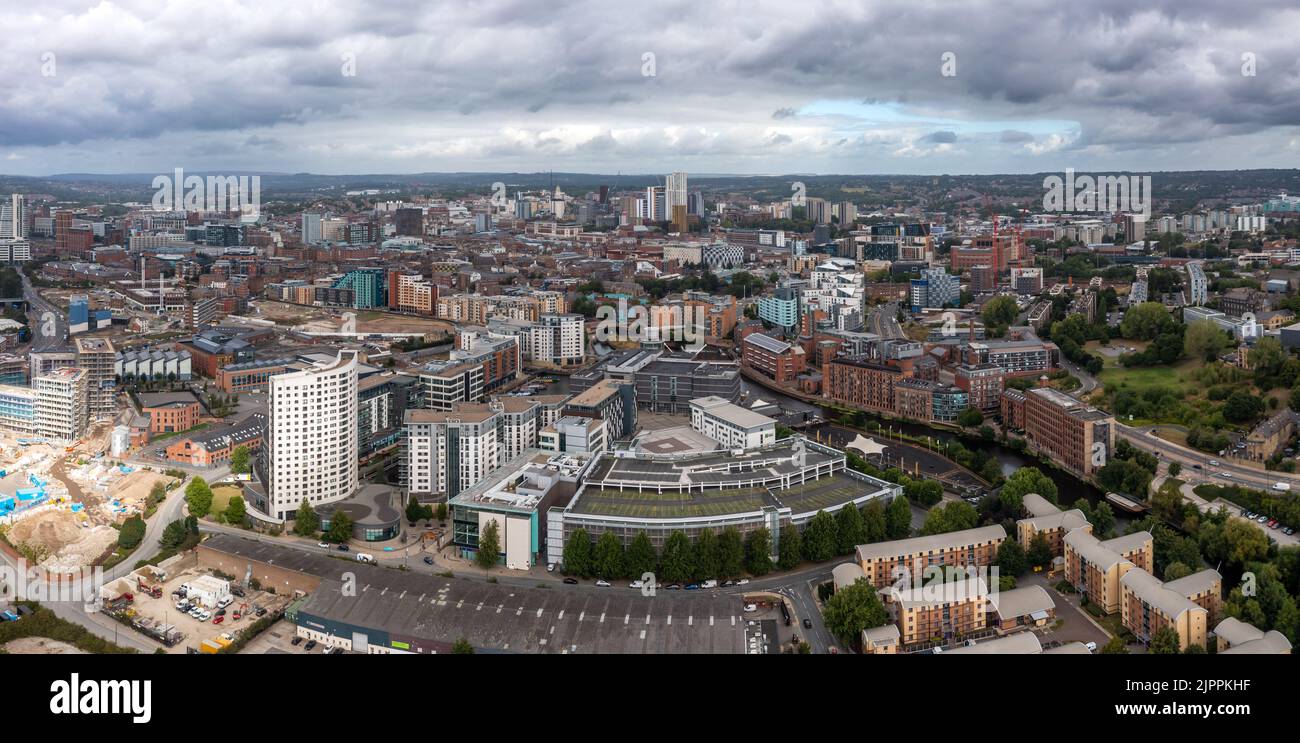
<box><xmin>475</xmin><ymin>520</ymin><xmax>501</xmax><ymax>570</ymax></box>
<box><xmin>999</xmin><ymin>467</ymin><xmax>1058</xmax><ymax>512</ymax></box>
<box><xmin>718</xmin><ymin>527</ymin><xmax>744</xmax><ymax>578</ymax></box>
<box><xmin>1223</xmin><ymin>519</ymin><xmax>1270</xmax><ymax>568</ymax></box>
<box><xmin>885</xmin><ymin>496</ymin><xmax>912</xmax><ymax>539</ymax></box>
<box><xmin>744</xmin><ymin>528</ymin><xmax>772</xmax><ymax>576</ymax></box>
<box><xmin>1120</xmin><ymin>302</ymin><xmax>1175</xmax><ymax>341</ymax></box>
<box><xmin>981</xmin><ymin>295</ymin><xmax>1019</xmax><ymax>328</ymax></box>
<box><xmin>1168</xmin><ymin>461</ymin><xmax>1181</xmax><ymax>477</ymax></box>
<box><xmin>229</xmin><ymin>445</ymin><xmax>251</xmax><ymax>474</ymax></box>
<box><xmin>996</xmin><ymin>540</ymin><xmax>1028</xmax><ymax>577</ymax></box>
<box><xmin>452</xmin><ymin>638</ymin><xmax>474</xmax><ymax>654</ymax></box>
<box><xmin>660</xmin><ymin>531</ymin><xmax>695</xmax><ymax>584</ymax></box>
<box><xmin>862</xmin><ymin>501</ymin><xmax>887</xmax><ymax>543</ymax></box>
<box><xmin>694</xmin><ymin>529</ymin><xmax>721</xmax><ymax>581</ymax></box>
<box><xmin>802</xmin><ymin>510</ymin><xmax>839</xmax><ymax>562</ymax></box>
<box><xmin>1223</xmin><ymin>391</ymin><xmax>1265</xmax><ymax>424</ymax></box>
<box><xmin>435</xmin><ymin>502</ymin><xmax>448</xmax><ymax>523</ymax></box>
<box><xmin>293</xmin><ymin>498</ymin><xmax>320</xmax><ymax>536</ymax></box>
<box><xmin>563</xmin><ymin>529</ymin><xmax>593</xmax><ymax>577</ymax></box>
<box><xmin>592</xmin><ymin>531</ymin><xmax>625</xmax><ymax>579</ymax></box>
<box><xmin>777</xmin><ymin>526</ymin><xmax>802</xmax><ymax>571</ymax></box>
<box><xmin>626</xmin><ymin>532</ymin><xmax>657</xmax><ymax>578</ymax></box>
<box><xmin>835</xmin><ymin>504</ymin><xmax>867</xmax><ymax>554</ymax></box>
<box><xmin>1184</xmin><ymin>319</ymin><xmax>1228</xmax><ymax>361</ymax></box>
<box><xmin>956</xmin><ymin>406</ymin><xmax>984</xmax><ymax>428</ymax></box>
<box><xmin>185</xmin><ymin>477</ymin><xmax>213</xmax><ymax>518</ymax></box>
<box><xmin>223</xmin><ymin>495</ymin><xmax>246</xmax><ymax>525</ymax></box>
<box><xmin>1026</xmin><ymin>532</ymin><xmax>1053</xmax><ymax>570</ymax></box>
<box><xmin>1163</xmin><ymin>561</ymin><xmax>1194</xmax><ymax>581</ymax></box>
<box><xmin>161</xmin><ymin>519</ymin><xmax>188</xmax><ymax>549</ymax></box>
<box><xmin>1148</xmin><ymin>626</ymin><xmax>1181</xmax><ymax>654</ymax></box>
<box><xmin>1100</xmin><ymin>636</ymin><xmax>1129</xmax><ymax>654</ymax></box>
<box><xmin>327</xmin><ymin>511</ymin><xmax>353</xmax><ymax>544</ymax></box>
<box><xmin>406</xmin><ymin>494</ymin><xmax>425</xmax><ymax>524</ymax></box>
<box><xmin>118</xmin><ymin>516</ymin><xmax>145</xmax><ymax>550</ymax></box>
<box><xmin>1086</xmin><ymin>499</ymin><xmax>1116</xmax><ymax>538</ymax></box>
<box><xmin>822</xmin><ymin>579</ymin><xmax>889</xmax><ymax>644</ymax></box>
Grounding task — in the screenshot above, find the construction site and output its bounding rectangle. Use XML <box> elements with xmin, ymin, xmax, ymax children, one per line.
<box><xmin>0</xmin><ymin>431</ymin><xmax>179</xmax><ymax>573</ymax></box>
<box><xmin>97</xmin><ymin>551</ymin><xmax>295</xmax><ymax>653</ymax></box>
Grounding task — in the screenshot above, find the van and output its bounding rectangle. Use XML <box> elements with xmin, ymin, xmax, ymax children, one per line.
<box><xmin>355</xmin><ymin>553</ymin><xmax>376</xmax><ymax>564</ymax></box>
<box><xmin>701</xmin><ymin>580</ymin><xmax>718</xmax><ymax>589</ymax></box>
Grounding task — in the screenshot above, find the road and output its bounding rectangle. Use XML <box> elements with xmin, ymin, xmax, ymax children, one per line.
<box><xmin>1116</xmin><ymin>423</ymin><xmax>1300</xmax><ymax>492</ymax></box>
<box><xmin>869</xmin><ymin>301</ymin><xmax>905</xmax><ymax>339</ymax></box>
<box><xmin>18</xmin><ymin>266</ymin><xmax>69</xmax><ymax>352</ymax></box>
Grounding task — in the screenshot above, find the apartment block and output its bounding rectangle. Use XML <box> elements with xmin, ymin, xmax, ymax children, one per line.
<box><xmin>1063</xmin><ymin>528</ymin><xmax>1154</xmax><ymax>614</ymax></box>
<box><xmin>1120</xmin><ymin>568</ymin><xmax>1217</xmax><ymax>650</ymax></box>
<box><xmin>33</xmin><ymin>368</ymin><xmax>89</xmax><ymax>443</ymax></box>
<box><xmin>688</xmin><ymin>395</ymin><xmax>776</xmax><ymax>449</ymax></box>
<box><xmin>741</xmin><ymin>332</ymin><xmax>806</xmax><ymax>384</ymax></box>
<box><xmin>1001</xmin><ymin>387</ymin><xmax>1114</xmax><ymax>477</ymax></box>
<box><xmin>854</xmin><ymin>524</ymin><xmax>1007</xmax><ymax>588</ymax></box>
<box><xmin>1015</xmin><ymin>493</ymin><xmax>1091</xmax><ymax>557</ymax></box>
<box><xmin>881</xmin><ymin>577</ymin><xmax>990</xmax><ymax>646</ymax></box>
<box><xmin>74</xmin><ymin>337</ymin><xmax>117</xmax><ymax>421</ymax></box>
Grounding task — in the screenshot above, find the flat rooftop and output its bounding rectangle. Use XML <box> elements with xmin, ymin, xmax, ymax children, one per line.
<box><xmin>202</xmin><ymin>533</ymin><xmax>745</xmax><ymax>654</ymax></box>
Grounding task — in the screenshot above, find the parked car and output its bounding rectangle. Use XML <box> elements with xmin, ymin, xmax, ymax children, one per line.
<box><xmin>291</xmin><ymin>636</ymin><xmax>303</xmax><ymax>646</ymax></box>
<box><xmin>304</xmin><ymin>640</ymin><xmax>317</xmax><ymax>651</ymax></box>
<box><xmin>423</xmin><ymin>556</ymin><xmax>434</xmax><ymax>565</ymax></box>
<box><xmin>213</xmin><ymin>616</ymin><xmax>224</xmax><ymax>625</ymax></box>
<box><xmin>1258</xmin><ymin>515</ymin><xmax>1269</xmax><ymax>523</ymax></box>
<box><xmin>595</xmin><ymin>579</ymin><xmax>611</xmax><ymax>587</ymax></box>
<box><xmin>736</xmin><ymin>579</ymin><xmax>750</xmax><ymax>585</ymax></box>
<box><xmin>230</xmin><ymin>586</ymin><xmax>245</xmax><ymax>598</ymax></box>
<box><xmin>629</xmin><ymin>580</ymin><xmax>644</xmax><ymax>589</ymax></box>
<box><xmin>743</xmin><ymin>604</ymin><xmax>758</xmax><ymax>612</ymax></box>
<box><xmin>547</xmin><ymin>563</ymin><xmax>555</xmax><ymax>572</ymax></box>
<box><xmin>563</xmin><ymin>577</ymin><xmax>579</xmax><ymax>585</ymax></box>
<box><xmin>336</xmin><ymin>544</ymin><xmax>350</xmax><ymax>552</ymax></box>
<box><xmin>701</xmin><ymin>580</ymin><xmax>718</xmax><ymax>589</ymax></box>
<box><xmin>685</xmin><ymin>584</ymin><xmax>700</xmax><ymax>590</ymax></box>
<box><xmin>318</xmin><ymin>542</ymin><xmax>331</xmax><ymax>549</ymax></box>
<box><xmin>1085</xmin><ymin>641</ymin><xmax>1098</xmax><ymax>653</ymax></box>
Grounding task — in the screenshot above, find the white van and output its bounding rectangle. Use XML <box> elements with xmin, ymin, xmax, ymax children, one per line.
<box><xmin>701</xmin><ymin>580</ymin><xmax>718</xmax><ymax>589</ymax></box>
<box><xmin>355</xmin><ymin>553</ymin><xmax>376</xmax><ymax>564</ymax></box>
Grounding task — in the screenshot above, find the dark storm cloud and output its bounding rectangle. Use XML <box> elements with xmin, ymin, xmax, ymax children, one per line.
<box><xmin>0</xmin><ymin>0</ymin><xmax>1297</xmax><ymax>173</ymax></box>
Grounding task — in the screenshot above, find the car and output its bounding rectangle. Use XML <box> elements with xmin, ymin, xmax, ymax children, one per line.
<box><xmin>199</xmin><ymin>610</ymin><xmax>211</xmax><ymax>621</ymax></box>
<box><xmin>546</xmin><ymin>563</ymin><xmax>555</xmax><ymax>572</ymax></box>
<box><xmin>1244</xmin><ymin>511</ymin><xmax>1255</xmax><ymax>519</ymax></box>
<box><xmin>304</xmin><ymin>640</ymin><xmax>317</xmax><ymax>651</ymax></box>
<box><xmin>1258</xmin><ymin>515</ymin><xmax>1269</xmax><ymax>523</ymax></box>
<box><xmin>665</xmin><ymin>583</ymin><xmax>682</xmax><ymax>590</ymax></box>
<box><xmin>1284</xmin><ymin>527</ymin><xmax>1295</xmax><ymax>535</ymax></box>
<box><xmin>230</xmin><ymin>586</ymin><xmax>245</xmax><ymax>598</ymax></box>
<box><xmin>1269</xmin><ymin>520</ymin><xmax>1279</xmax><ymax>528</ymax></box>
<box><xmin>1085</xmin><ymin>641</ymin><xmax>1098</xmax><ymax>653</ymax></box>
<box><xmin>685</xmin><ymin>583</ymin><xmax>700</xmax><ymax>590</ymax></box>
<box><xmin>563</xmin><ymin>577</ymin><xmax>579</xmax><ymax>585</ymax></box>
<box><xmin>743</xmin><ymin>604</ymin><xmax>758</xmax><ymax>612</ymax></box>
<box><xmin>722</xmin><ymin>580</ymin><xmax>735</xmax><ymax>587</ymax></box>
<box><xmin>325</xmin><ymin>647</ymin><xmax>343</xmax><ymax>655</ymax></box>
<box><xmin>1192</xmin><ymin>463</ymin><xmax>1202</xmax><ymax>470</ymax></box>
<box><xmin>291</xmin><ymin>636</ymin><xmax>303</xmax><ymax>646</ymax></box>
<box><xmin>255</xmin><ymin>607</ymin><xmax>267</xmax><ymax>617</ymax></box>
<box><xmin>701</xmin><ymin>580</ymin><xmax>718</xmax><ymax>589</ymax></box>
<box><xmin>174</xmin><ymin>601</ymin><xmax>187</xmax><ymax>611</ymax></box>
<box><xmin>802</xmin><ymin>618</ymin><xmax>813</xmax><ymax>629</ymax></box>
<box><xmin>736</xmin><ymin>579</ymin><xmax>749</xmax><ymax>585</ymax></box>
<box><xmin>213</xmin><ymin>616</ymin><xmax>224</xmax><ymax>625</ymax></box>
<box><xmin>216</xmin><ymin>608</ymin><xmax>226</xmax><ymax>616</ymax></box>
<box><xmin>595</xmin><ymin>579</ymin><xmax>611</xmax><ymax>587</ymax></box>
<box><xmin>336</xmin><ymin>544</ymin><xmax>350</xmax><ymax>552</ymax></box>
<box><xmin>1219</xmin><ymin>472</ymin><xmax>1231</xmax><ymax>478</ymax></box>
<box><xmin>217</xmin><ymin>598</ymin><xmax>232</xmax><ymax>608</ymax></box>
<box><xmin>629</xmin><ymin>580</ymin><xmax>644</xmax><ymax>589</ymax></box>
<box><xmin>318</xmin><ymin>542</ymin><xmax>330</xmax><ymax>549</ymax></box>
<box><xmin>423</xmin><ymin>556</ymin><xmax>434</xmax><ymax>565</ymax></box>
<box><xmin>1210</xmin><ymin>460</ymin><xmax>1220</xmax><ymax>466</ymax></box>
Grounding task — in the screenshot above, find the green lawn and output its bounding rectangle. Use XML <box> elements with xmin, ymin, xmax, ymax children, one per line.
<box><xmin>210</xmin><ymin>484</ymin><xmax>242</xmax><ymax>515</ymax></box>
<box><xmin>1096</xmin><ymin>358</ymin><xmax>1203</xmax><ymax>393</ymax></box>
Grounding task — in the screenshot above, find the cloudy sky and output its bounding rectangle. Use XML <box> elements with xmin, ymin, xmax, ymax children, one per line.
<box><xmin>1</xmin><ymin>0</ymin><xmax>1299</xmax><ymax>176</ymax></box>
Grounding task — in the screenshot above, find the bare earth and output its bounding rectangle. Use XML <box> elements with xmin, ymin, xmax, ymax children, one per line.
<box><xmin>3</xmin><ymin>637</ymin><xmax>89</xmax><ymax>654</ymax></box>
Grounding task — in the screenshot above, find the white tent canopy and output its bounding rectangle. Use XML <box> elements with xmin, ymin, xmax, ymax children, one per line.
<box><xmin>845</xmin><ymin>434</ymin><xmax>887</xmax><ymax>456</ymax></box>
